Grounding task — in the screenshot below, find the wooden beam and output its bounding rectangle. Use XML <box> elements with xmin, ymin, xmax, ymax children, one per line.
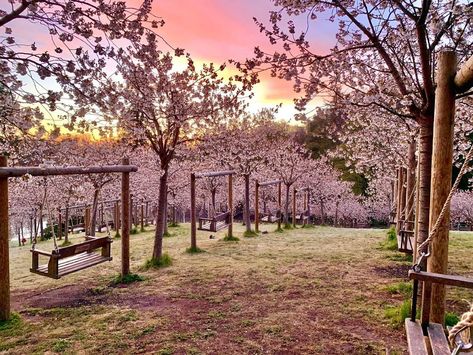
<box><xmin>454</xmin><ymin>54</ymin><xmax>473</xmax><ymax>93</ymax></box>
<box><xmin>292</xmin><ymin>187</ymin><xmax>296</xmax><ymax>228</ymax></box>
<box><xmin>194</xmin><ymin>170</ymin><xmax>235</xmax><ymax>178</ymax></box>
<box><xmin>428</xmin><ymin>50</ymin><xmax>457</xmax><ymax>324</ymax></box>
<box><xmin>0</xmin><ymin>165</ymin><xmax>137</xmax><ymax>178</ymax></box>
<box><xmin>277</xmin><ymin>182</ymin><xmax>282</xmax><ymax>230</ymax></box>
<box><xmin>0</xmin><ymin>156</ymin><xmax>10</xmax><ymax>321</ymax></box>
<box><xmin>258</xmin><ymin>179</ymin><xmax>283</xmax><ymax>187</ymax></box>
<box><xmin>255</xmin><ymin>180</ymin><xmax>259</xmax><ymax>233</ymax></box>
<box><xmin>121</xmin><ymin>158</ymin><xmax>130</xmax><ymax>276</ymax></box>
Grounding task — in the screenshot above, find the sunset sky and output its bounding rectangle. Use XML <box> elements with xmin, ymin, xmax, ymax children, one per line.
<box><xmin>5</xmin><ymin>0</ymin><xmax>339</xmax><ymax>122</ymax></box>
<box><xmin>155</xmin><ymin>0</ymin><xmax>337</xmax><ymax>120</ymax></box>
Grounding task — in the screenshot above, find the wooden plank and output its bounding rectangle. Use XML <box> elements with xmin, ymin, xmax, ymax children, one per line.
<box><xmin>0</xmin><ymin>165</ymin><xmax>138</xmax><ymax>178</ymax></box>
<box><xmin>409</xmin><ymin>270</ymin><xmax>473</xmax><ymax>289</ymax></box>
<box><xmin>259</xmin><ymin>179</ymin><xmax>282</xmax><ymax>187</ymax></box>
<box><xmin>427</xmin><ymin>323</ymin><xmax>451</xmax><ymax>355</ymax></box>
<box><xmin>405</xmin><ymin>319</ymin><xmax>429</xmax><ymax>355</ymax></box>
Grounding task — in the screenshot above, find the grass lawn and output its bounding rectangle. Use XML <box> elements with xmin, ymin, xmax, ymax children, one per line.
<box><xmin>2</xmin><ymin>223</ymin><xmax>472</xmax><ymax>354</ymax></box>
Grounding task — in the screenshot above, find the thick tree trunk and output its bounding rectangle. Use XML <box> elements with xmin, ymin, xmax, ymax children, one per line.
<box><xmin>284</xmin><ymin>183</ymin><xmax>290</xmax><ymax>225</ymax></box>
<box><xmin>153</xmin><ymin>170</ymin><xmax>168</xmax><ymax>260</ymax></box>
<box><xmin>164</xmin><ymin>196</ymin><xmax>168</xmax><ymax>235</ymax></box>
<box><xmin>89</xmin><ymin>188</ymin><xmax>100</xmax><ymax>237</ymax></box>
<box><xmin>416</xmin><ymin>118</ymin><xmax>434</xmax><ymax>254</ymax></box>
<box><xmin>244</xmin><ymin>174</ymin><xmax>251</xmax><ymax>232</ymax></box>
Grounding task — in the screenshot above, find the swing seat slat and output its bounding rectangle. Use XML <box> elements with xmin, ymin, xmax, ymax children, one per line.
<box><xmin>30</xmin><ymin>236</ymin><xmax>112</xmax><ymax>279</ymax></box>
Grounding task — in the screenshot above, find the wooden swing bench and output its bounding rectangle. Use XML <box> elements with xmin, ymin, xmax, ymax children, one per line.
<box><xmin>30</xmin><ymin>236</ymin><xmax>112</xmax><ymax>279</ymax></box>
<box><xmin>398</xmin><ymin>229</ymin><xmax>414</xmax><ymax>254</ymax></box>
<box><xmin>198</xmin><ymin>212</ymin><xmax>230</xmax><ymax>232</ymax></box>
<box><xmin>261</xmin><ymin>213</ymin><xmax>280</xmax><ymax>223</ymax></box>
<box><xmin>295</xmin><ymin>213</ymin><xmax>309</xmax><ymax>224</ymax></box>
<box><xmin>405</xmin><ymin>270</ymin><xmax>473</xmax><ymax>355</ymax></box>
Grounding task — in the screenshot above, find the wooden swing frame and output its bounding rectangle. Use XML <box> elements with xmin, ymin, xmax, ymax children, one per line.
<box><xmin>190</xmin><ymin>170</ymin><xmax>235</xmax><ymax>250</ymax></box>
<box><xmin>0</xmin><ymin>158</ymin><xmax>137</xmax><ymax>321</ymax></box>
<box><xmin>255</xmin><ymin>179</ymin><xmax>282</xmax><ymax>232</ymax></box>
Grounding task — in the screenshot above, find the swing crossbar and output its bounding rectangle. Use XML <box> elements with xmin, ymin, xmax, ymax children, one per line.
<box><xmin>0</xmin><ymin>165</ymin><xmax>137</xmax><ymax>178</ymax></box>
<box><xmin>194</xmin><ymin>170</ymin><xmax>235</xmax><ymax>178</ymax></box>
<box><xmin>30</xmin><ymin>236</ymin><xmax>112</xmax><ymax>279</ymax></box>
<box><xmin>258</xmin><ymin>179</ymin><xmax>282</xmax><ymax>187</ymax></box>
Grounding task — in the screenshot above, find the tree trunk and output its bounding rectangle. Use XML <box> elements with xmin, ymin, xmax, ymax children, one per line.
<box><xmin>335</xmin><ymin>201</ymin><xmax>339</xmax><ymax>226</ymax></box>
<box><xmin>153</xmin><ymin>170</ymin><xmax>168</xmax><ymax>260</ymax></box>
<box><xmin>89</xmin><ymin>188</ymin><xmax>100</xmax><ymax>237</ymax></box>
<box><xmin>164</xmin><ymin>196</ymin><xmax>168</xmax><ymax>235</ymax></box>
<box><xmin>211</xmin><ymin>189</ymin><xmax>216</xmax><ymax>217</ymax></box>
<box><xmin>320</xmin><ymin>199</ymin><xmax>325</xmax><ymax>225</ymax></box>
<box><xmin>416</xmin><ymin>117</ymin><xmax>434</xmax><ymax>254</ymax></box>
<box><xmin>244</xmin><ymin>174</ymin><xmax>251</xmax><ymax>232</ymax></box>
<box><xmin>284</xmin><ymin>183</ymin><xmax>290</xmax><ymax>225</ymax></box>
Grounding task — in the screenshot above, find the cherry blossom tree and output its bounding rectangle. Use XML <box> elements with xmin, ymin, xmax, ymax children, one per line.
<box><xmin>106</xmin><ymin>38</ymin><xmax>248</xmax><ymax>261</ymax></box>
<box><xmin>240</xmin><ymin>0</ymin><xmax>473</xmax><ymax>243</ymax></box>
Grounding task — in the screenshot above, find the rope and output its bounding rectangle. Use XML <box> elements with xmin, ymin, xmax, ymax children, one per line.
<box><xmin>448</xmin><ymin>304</ymin><xmax>472</xmax><ymax>349</ymax></box>
<box><xmin>416</xmin><ymin>143</ymin><xmax>473</xmax><ymax>255</ymax></box>
<box><xmin>43</xmin><ymin>177</ymin><xmax>59</xmax><ymax>252</ymax></box>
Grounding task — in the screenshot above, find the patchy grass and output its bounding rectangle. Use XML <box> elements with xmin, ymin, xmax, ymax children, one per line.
<box><xmin>131</xmin><ymin>227</ymin><xmax>139</xmax><ymax>235</ymax></box>
<box><xmin>4</xmin><ymin>224</ymin><xmax>473</xmax><ymax>354</ymax></box>
<box><xmin>60</xmin><ymin>240</ymin><xmax>72</xmax><ymax>247</ymax></box>
<box><xmin>142</xmin><ymin>253</ymin><xmax>173</xmax><ymax>269</ymax></box>
<box><xmin>445</xmin><ymin>312</ymin><xmax>460</xmax><ymax>327</ymax></box>
<box><xmin>243</xmin><ymin>230</ymin><xmax>258</xmax><ymax>238</ymax></box>
<box><xmin>222</xmin><ymin>234</ymin><xmax>239</xmax><ymax>242</ymax></box>
<box><xmin>110</xmin><ymin>273</ymin><xmax>145</xmax><ymax>285</ymax></box>
<box><xmin>186</xmin><ymin>246</ymin><xmax>205</xmax><ymax>254</ymax></box>
<box><xmin>385</xmin><ymin>300</ymin><xmax>413</xmax><ymax>328</ymax></box>
<box><xmin>380</xmin><ymin>226</ymin><xmax>398</xmax><ymax>251</ymax></box>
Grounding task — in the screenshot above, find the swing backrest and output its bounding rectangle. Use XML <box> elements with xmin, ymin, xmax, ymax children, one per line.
<box><xmin>53</xmin><ymin>236</ymin><xmax>111</xmax><ymax>258</ymax></box>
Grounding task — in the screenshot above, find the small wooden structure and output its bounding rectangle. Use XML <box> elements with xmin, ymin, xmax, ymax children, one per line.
<box><xmin>255</xmin><ymin>179</ymin><xmax>282</xmax><ymax>232</ymax></box>
<box><xmin>0</xmin><ymin>158</ymin><xmax>137</xmax><ymax>321</ymax></box>
<box><xmin>190</xmin><ymin>170</ymin><xmax>234</xmax><ymax>250</ymax></box>
<box><xmin>405</xmin><ymin>269</ymin><xmax>473</xmax><ymax>355</ymax></box>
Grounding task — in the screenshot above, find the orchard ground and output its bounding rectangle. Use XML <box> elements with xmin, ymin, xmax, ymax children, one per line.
<box><xmin>2</xmin><ymin>224</ymin><xmax>472</xmax><ymax>354</ymax></box>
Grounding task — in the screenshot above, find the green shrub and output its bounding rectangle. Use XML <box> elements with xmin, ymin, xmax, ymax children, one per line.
<box><xmin>445</xmin><ymin>312</ymin><xmax>460</xmax><ymax>327</ymax></box>
<box><xmin>130</xmin><ymin>227</ymin><xmax>139</xmax><ymax>235</ymax></box>
<box><xmin>381</xmin><ymin>227</ymin><xmax>398</xmax><ymax>250</ymax></box>
<box><xmin>114</xmin><ymin>231</ymin><xmax>121</xmax><ymax>239</ymax></box>
<box><xmin>143</xmin><ymin>253</ymin><xmax>172</xmax><ymax>270</ymax></box>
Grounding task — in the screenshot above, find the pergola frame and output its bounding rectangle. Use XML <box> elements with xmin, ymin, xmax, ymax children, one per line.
<box><xmin>190</xmin><ymin>170</ymin><xmax>235</xmax><ymax>250</ymax></box>
<box><xmin>0</xmin><ymin>157</ymin><xmax>137</xmax><ymax>321</ymax></box>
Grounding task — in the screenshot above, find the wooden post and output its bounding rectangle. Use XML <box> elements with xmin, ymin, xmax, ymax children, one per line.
<box><xmin>85</xmin><ymin>206</ymin><xmax>91</xmax><ymax>235</ymax></box>
<box><xmin>292</xmin><ymin>187</ymin><xmax>297</xmax><ymax>228</ymax></box>
<box><xmin>0</xmin><ymin>156</ymin><xmax>10</xmax><ymax>321</ymax></box>
<box><xmin>278</xmin><ymin>182</ymin><xmax>282</xmax><ymax>230</ymax></box>
<box><xmin>428</xmin><ymin>50</ymin><xmax>457</xmax><ymax>324</ymax></box>
<box><xmin>400</xmin><ymin>168</ymin><xmax>407</xmax><ymax>229</ymax></box>
<box><xmin>190</xmin><ymin>173</ymin><xmax>197</xmax><ymax>249</ymax></box>
<box><xmin>303</xmin><ymin>190</ymin><xmax>307</xmax><ymax>226</ymax></box>
<box><xmin>414</xmin><ymin>140</ymin><xmax>421</xmax><ymax>263</ymax></box>
<box><xmin>121</xmin><ymin>157</ymin><xmax>131</xmax><ymax>276</ymax></box>
<box><xmin>255</xmin><ymin>180</ymin><xmax>259</xmax><ymax>233</ymax></box>
<box><xmin>396</xmin><ymin>168</ymin><xmax>404</xmax><ymax>234</ymax></box>
<box><xmin>228</xmin><ymin>174</ymin><xmax>233</xmax><ymax>237</ymax></box>
<box><xmin>405</xmin><ymin>140</ymin><xmax>416</xmax><ymax>232</ymax></box>
<box><xmin>58</xmin><ymin>208</ymin><xmax>62</xmax><ymax>240</ymax></box>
